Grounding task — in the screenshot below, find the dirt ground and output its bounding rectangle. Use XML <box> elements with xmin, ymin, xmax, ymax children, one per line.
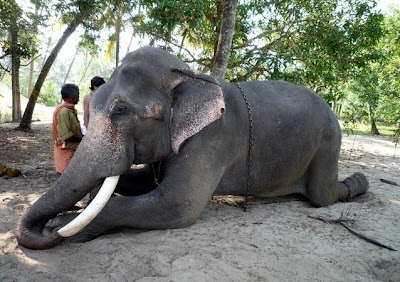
<box><xmin>0</xmin><ymin>122</ymin><xmax>399</xmax><ymax>281</ymax></box>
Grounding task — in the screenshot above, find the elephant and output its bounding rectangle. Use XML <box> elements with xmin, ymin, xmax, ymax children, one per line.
<box><xmin>16</xmin><ymin>46</ymin><xmax>368</xmax><ymax>250</ymax></box>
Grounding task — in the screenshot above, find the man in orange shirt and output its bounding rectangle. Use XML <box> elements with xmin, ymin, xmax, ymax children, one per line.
<box><xmin>52</xmin><ymin>83</ymin><xmax>83</xmax><ymax>174</ymax></box>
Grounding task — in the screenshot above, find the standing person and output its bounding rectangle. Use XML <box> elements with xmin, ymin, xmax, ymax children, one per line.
<box><xmin>83</xmin><ymin>76</ymin><xmax>105</xmax><ymax>133</ymax></box>
<box><xmin>52</xmin><ymin>83</ymin><xmax>83</xmax><ymax>175</ymax></box>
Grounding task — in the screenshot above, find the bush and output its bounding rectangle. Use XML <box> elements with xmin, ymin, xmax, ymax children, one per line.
<box><xmin>37</xmin><ymin>81</ymin><xmax>60</xmax><ymax>107</ymax></box>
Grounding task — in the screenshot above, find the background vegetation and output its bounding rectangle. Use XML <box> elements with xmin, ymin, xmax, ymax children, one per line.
<box><xmin>0</xmin><ymin>0</ymin><xmax>399</xmax><ymax>140</ymax></box>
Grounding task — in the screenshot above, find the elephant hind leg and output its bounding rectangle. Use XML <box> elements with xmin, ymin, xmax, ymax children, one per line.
<box><xmin>304</xmin><ymin>146</ymin><xmax>339</xmax><ymax>207</ymax></box>
<box><xmin>338</xmin><ymin>172</ymin><xmax>369</xmax><ymax>201</ymax></box>
<box><xmin>305</xmin><ymin>175</ymin><xmax>338</xmax><ymax>207</ymax></box>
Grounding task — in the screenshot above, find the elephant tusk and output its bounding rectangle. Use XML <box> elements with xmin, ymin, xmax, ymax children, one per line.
<box><xmin>58</xmin><ymin>175</ymin><xmax>120</xmax><ymax>237</ymax></box>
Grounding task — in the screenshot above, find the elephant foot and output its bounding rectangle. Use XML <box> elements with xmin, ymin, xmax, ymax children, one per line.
<box><xmin>48</xmin><ymin>213</ymin><xmax>104</xmax><ymax>243</ymax></box>
<box><xmin>338</xmin><ymin>172</ymin><xmax>369</xmax><ymax>201</ymax></box>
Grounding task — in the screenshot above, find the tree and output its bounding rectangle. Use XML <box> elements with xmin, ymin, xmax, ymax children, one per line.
<box><xmin>212</xmin><ymin>0</ymin><xmax>238</xmax><ymax>78</ymax></box>
<box><xmin>139</xmin><ymin>0</ymin><xmax>233</xmax><ymax>72</ymax></box>
<box><xmin>18</xmin><ymin>0</ymin><xmax>99</xmax><ymax>130</ymax></box>
<box><xmin>27</xmin><ymin>4</ymin><xmax>40</xmax><ymax>98</ymax></box>
<box><xmin>378</xmin><ymin>9</ymin><xmax>400</xmax><ymax>124</ymax></box>
<box><xmin>3</xmin><ymin>0</ymin><xmax>388</xmax><ymax>130</ymax></box>
<box><xmin>102</xmin><ymin>0</ymin><xmax>138</xmax><ymax>67</ymax></box>
<box><xmin>139</xmin><ymin>0</ymin><xmax>383</xmax><ymax>94</ymax></box>
<box><xmin>343</xmin><ymin>9</ymin><xmax>400</xmax><ymax>134</ymax></box>
<box><xmin>0</xmin><ymin>0</ymin><xmax>39</xmax><ymax>121</ymax></box>
<box><xmin>63</xmin><ymin>48</ymin><xmax>79</xmax><ymax>84</ymax></box>
<box><xmin>37</xmin><ymin>80</ymin><xmax>60</xmax><ymax>107</ymax></box>
<box><xmin>17</xmin><ymin>0</ymin><xmax>141</xmax><ymax>129</ymax></box>
<box><xmin>348</xmin><ymin>65</ymin><xmax>381</xmax><ymax>134</ymax></box>
<box><xmin>10</xmin><ymin>6</ymin><xmax>21</xmax><ymax>121</ymax></box>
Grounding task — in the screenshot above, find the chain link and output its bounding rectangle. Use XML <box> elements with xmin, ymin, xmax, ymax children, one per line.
<box><xmin>234</xmin><ymin>83</ymin><xmax>254</xmax><ymax>211</ymax></box>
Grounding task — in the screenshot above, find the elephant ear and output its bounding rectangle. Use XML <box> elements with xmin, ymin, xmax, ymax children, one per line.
<box><xmin>170</xmin><ymin>68</ymin><xmax>225</xmax><ymax>154</ymax></box>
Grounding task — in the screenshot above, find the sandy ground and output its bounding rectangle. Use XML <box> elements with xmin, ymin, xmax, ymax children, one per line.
<box><xmin>0</xmin><ymin>122</ymin><xmax>399</xmax><ymax>282</ymax></box>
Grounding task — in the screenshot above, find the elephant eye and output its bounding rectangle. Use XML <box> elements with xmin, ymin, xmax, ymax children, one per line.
<box><xmin>116</xmin><ymin>106</ymin><xmax>127</xmax><ymax>114</ymax></box>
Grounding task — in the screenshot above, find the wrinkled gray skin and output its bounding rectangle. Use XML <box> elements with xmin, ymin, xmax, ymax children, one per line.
<box><xmin>16</xmin><ymin>47</ymin><xmax>368</xmax><ymax>249</ymax></box>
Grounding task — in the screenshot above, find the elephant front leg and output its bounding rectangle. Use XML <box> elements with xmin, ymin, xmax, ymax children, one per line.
<box><xmin>49</xmin><ymin>190</ymin><xmax>196</xmax><ymax>243</ymax></box>
<box><xmin>114</xmin><ymin>164</ymin><xmax>158</xmax><ymax>196</ymax></box>
<box><xmin>50</xmin><ymin>162</ymin><xmax>225</xmax><ymax>242</ymax></box>
<box><xmin>50</xmin><ymin>139</ymin><xmax>230</xmax><ymax>243</ymax></box>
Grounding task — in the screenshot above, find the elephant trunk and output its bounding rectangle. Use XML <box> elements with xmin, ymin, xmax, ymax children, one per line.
<box><xmin>16</xmin><ymin>164</ymin><xmax>101</xmax><ymax>249</ymax></box>
<box><xmin>58</xmin><ymin>175</ymin><xmax>120</xmax><ymax>237</ymax></box>
<box><xmin>16</xmin><ymin>112</ymin><xmax>134</xmax><ymax>249</ymax></box>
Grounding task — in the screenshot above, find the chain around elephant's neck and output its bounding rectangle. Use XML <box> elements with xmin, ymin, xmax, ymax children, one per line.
<box><xmin>233</xmin><ymin>82</ymin><xmax>254</xmax><ymax>211</ymax></box>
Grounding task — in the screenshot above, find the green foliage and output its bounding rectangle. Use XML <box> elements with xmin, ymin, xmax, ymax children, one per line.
<box><xmin>77</xmin><ymin>0</ymin><xmax>139</xmax><ymax>64</ymax></box>
<box><xmin>137</xmin><ymin>0</ymin><xmax>384</xmax><ymax>101</ymax></box>
<box><xmin>341</xmin><ymin>9</ymin><xmax>400</xmax><ymax>136</ymax></box>
<box><xmin>78</xmin><ymin>32</ymin><xmax>101</xmax><ymax>55</ymax></box>
<box><xmin>140</xmin><ymin>0</ymin><xmax>234</xmax><ymax>71</ymax></box>
<box><xmin>0</xmin><ymin>0</ymin><xmax>40</xmax><ymax>66</ymax></box>
<box><xmin>17</xmin><ymin>53</ymin><xmax>114</xmax><ymax>108</ymax></box>
<box><xmin>36</xmin><ymin>80</ymin><xmax>60</xmax><ymax>107</ymax></box>
<box><xmin>2</xmin><ymin>0</ymin><xmax>398</xmax><ymax>134</ymax></box>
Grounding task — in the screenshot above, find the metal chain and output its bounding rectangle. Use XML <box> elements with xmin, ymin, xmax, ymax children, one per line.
<box><xmin>234</xmin><ymin>82</ymin><xmax>254</xmax><ymax>211</ymax></box>
<box><xmin>152</xmin><ymin>160</ymin><xmax>162</xmax><ymax>185</ymax></box>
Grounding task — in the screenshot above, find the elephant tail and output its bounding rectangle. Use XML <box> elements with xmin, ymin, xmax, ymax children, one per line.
<box><xmin>338</xmin><ymin>172</ymin><xmax>369</xmax><ymax>201</ymax></box>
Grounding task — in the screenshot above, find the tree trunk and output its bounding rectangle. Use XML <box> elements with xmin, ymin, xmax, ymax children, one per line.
<box><xmin>368</xmin><ymin>103</ymin><xmax>380</xmax><ymax>135</ymax></box>
<box><xmin>63</xmin><ymin>48</ymin><xmax>79</xmax><ymax>84</ymax></box>
<box><xmin>79</xmin><ymin>55</ymin><xmax>93</xmax><ymax>84</ymax></box>
<box><xmin>39</xmin><ymin>38</ymin><xmax>51</xmax><ymax>72</ymax></box>
<box><xmin>27</xmin><ymin>56</ymin><xmax>35</xmax><ymax>98</ymax></box>
<box><xmin>115</xmin><ymin>16</ymin><xmax>121</xmax><ymax>68</ymax></box>
<box><xmin>370</xmin><ymin>118</ymin><xmax>380</xmax><ymax>135</ymax></box>
<box><xmin>27</xmin><ymin>6</ymin><xmax>39</xmax><ymax>98</ymax></box>
<box><xmin>18</xmin><ymin>10</ymin><xmax>89</xmax><ymax>130</ymax></box>
<box><xmin>126</xmin><ymin>32</ymin><xmax>134</xmax><ymax>55</ymax></box>
<box><xmin>211</xmin><ymin>0</ymin><xmax>238</xmax><ymax>78</ymax></box>
<box><xmin>10</xmin><ymin>19</ymin><xmax>21</xmax><ymax>121</ymax></box>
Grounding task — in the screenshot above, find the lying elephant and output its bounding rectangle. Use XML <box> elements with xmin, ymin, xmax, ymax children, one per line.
<box><xmin>16</xmin><ymin>46</ymin><xmax>368</xmax><ymax>249</ymax></box>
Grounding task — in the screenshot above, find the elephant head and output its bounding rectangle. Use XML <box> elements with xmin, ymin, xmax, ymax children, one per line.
<box><xmin>16</xmin><ymin>47</ymin><xmax>225</xmax><ymax>249</ymax></box>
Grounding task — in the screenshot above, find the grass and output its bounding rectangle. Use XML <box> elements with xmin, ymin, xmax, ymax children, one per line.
<box><xmin>339</xmin><ymin>120</ymin><xmax>399</xmax><ymax>137</ymax></box>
